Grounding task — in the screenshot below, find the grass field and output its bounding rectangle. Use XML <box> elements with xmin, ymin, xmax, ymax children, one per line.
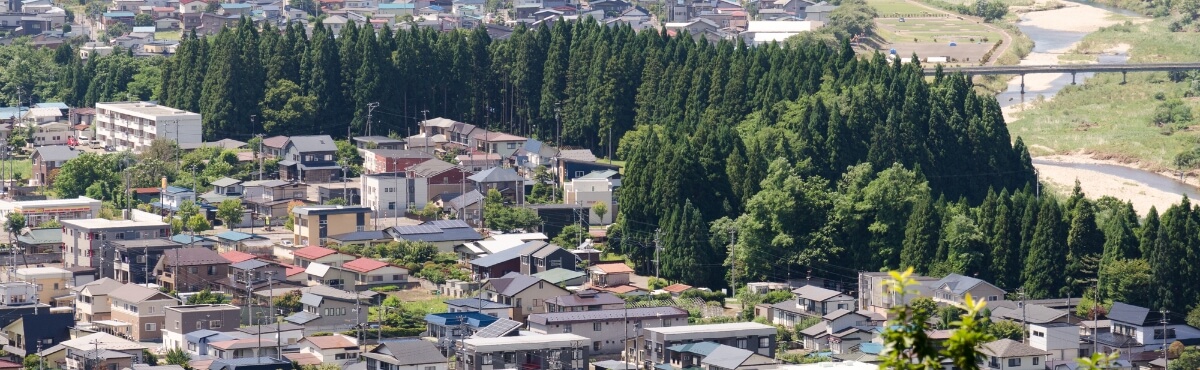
<box><xmin>0</xmin><ymin>160</ymin><xmax>32</xmax><ymax>182</ymax></box>
<box><xmin>155</xmin><ymin>30</ymin><xmax>182</xmax><ymax>40</ymax></box>
<box><xmin>868</xmin><ymin>0</ymin><xmax>932</xmax><ymax>15</ymax></box>
<box><xmin>1007</xmin><ymin>18</ymin><xmax>1200</xmax><ymax>169</ymax></box>
<box><xmin>876</xmin><ymin>17</ymin><xmax>1002</xmax><ymax>42</ymax></box>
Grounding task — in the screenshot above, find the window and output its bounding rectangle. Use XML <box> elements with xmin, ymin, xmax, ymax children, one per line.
<box><xmin>737</xmin><ymin>338</ymin><xmax>747</xmax><ymax>349</ymax></box>
<box><xmin>760</xmin><ymin>337</ymin><xmax>770</xmax><ymax>347</ymax></box>
<box><xmin>388</xmin><ymin>202</ymin><xmax>396</xmax><ymax>210</ymax></box>
<box><xmin>148</xmin><ymin>306</ymin><xmax>155</xmax><ymax>314</ymax></box>
<box><xmin>481</xmin><ymin>354</ymin><xmax>492</xmax><ymax>365</ymax></box>
<box><xmin>515</xmin><ymin>298</ymin><xmax>522</xmax><ymax>308</ymax></box>
<box><xmin>563</xmin><ymin>324</ymin><xmax>572</xmax><ymax>333</ymax></box>
<box><xmin>575</xmin><ymin>171</ymin><xmax>584</xmax><ymax>178</ymax></box>
<box><xmin>507</xmin><ymin>143</ymin><xmax>517</xmax><ymax>149</ymax></box>
<box><xmin>189</xmin><ymin>267</ymin><xmax>198</xmax><ymax>274</ymax></box>
<box><xmin>146</xmin><ymin>323</ymin><xmax>157</xmax><ymax>332</ymax></box>
<box><xmin>1033</xmin><ymin>330</ymin><xmax>1045</xmax><ymax>338</ymax></box>
<box><xmin>594</xmin><ymin>322</ymin><xmax>602</xmax><ymax>331</ymax></box>
<box><xmin>1033</xmin><ymin>357</ymin><xmax>1040</xmax><ymax>366</ymax></box>
<box><xmin>175</xmin><ymin>321</ymin><xmax>179</xmax><ymax>329</ymax></box>
<box><xmin>197</xmin><ymin>321</ymin><xmax>202</xmax><ymax>329</ymax></box>
<box><xmin>661</xmin><ymin>319</ymin><xmax>671</xmax><ymax>327</ymax></box>
<box><xmin>593</xmin><ymin>341</ymin><xmax>601</xmax><ymax>351</ymax></box>
<box><xmin>1008</xmin><ymin>359</ymin><xmax>1021</xmax><ymax>367</ymax></box>
<box><xmin>210</xmin><ymin>320</ymin><xmax>222</xmax><ymax>328</ymax></box>
<box><xmin>1155</xmin><ymin>328</ymin><xmax>1177</xmax><ymax>340</ymax></box>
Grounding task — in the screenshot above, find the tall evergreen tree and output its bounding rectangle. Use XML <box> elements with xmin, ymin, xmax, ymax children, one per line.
<box><xmin>901</xmin><ymin>196</ymin><xmax>940</xmax><ymax>274</ymax></box>
<box><xmin>1022</xmin><ymin>198</ymin><xmax>1068</xmax><ymax>299</ymax></box>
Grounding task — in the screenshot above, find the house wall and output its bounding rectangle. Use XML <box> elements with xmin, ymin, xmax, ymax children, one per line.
<box><xmin>528</xmin><ymin>315</ymin><xmax>687</xmax><ymax>355</ymax></box>
<box><xmin>508</xmin><ymin>283</ymin><xmax>568</xmax><ymax>323</ymax></box>
<box><xmin>362</xmin><ymin>175</ymin><xmax>412</xmax><ymax>218</ymax></box>
<box><xmin>1030</xmin><ymin>324</ymin><xmax>1079</xmax><ymax>361</ymax></box>
<box><xmin>643</xmin><ymin>327</ymin><xmax>777</xmax><ymax>364</ymax></box>
<box><xmin>473</xmin><ymin>259</ymin><xmax>519</xmax><ymax>280</ymax></box>
<box><xmin>829</xmin><ymin>331</ymin><xmax>872</xmax><ymax>354</ymax></box>
<box><xmin>521</xmin><ymin>249</ymin><xmax>576</xmax><ymax>276</ymax></box>
<box><xmin>460</xmin><ymin>346</ymin><xmax>588</xmax><ymax>370</ymax></box>
<box><xmin>110</xmin><ymin>298</ymin><xmax>171</xmax><ymax>341</ymax></box>
<box><xmin>353</xmin><ymin>266</ymin><xmax>408</xmax><ymax>289</ymax></box>
<box><xmin>309</xmin><ymin>266</ymin><xmax>357</xmax><ymax>290</ymax></box>
<box><xmin>563</xmin><ymin>179</ymin><xmax>613</xmax><ymax>225</ymax></box>
<box><xmin>156</xmin><ymin>262</ymin><xmax>228</xmax><ymax>292</ymax></box>
<box><xmin>76</xmin><ymin>291</ymin><xmax>111</xmax><ymax>322</ymax></box>
<box><xmin>303</xmin><ymin>299</ymin><xmax>367</xmax><ymax>332</ymax></box>
<box><xmin>62</xmin><ymin>223</ymin><xmax>170</xmax><ymax>270</ymax></box>
<box><xmin>293</xmin><ymin>210</ymin><xmax>368</xmax><ymax>246</ymax></box>
<box><xmin>589</xmin><ymin>271</ymin><xmax>630</xmax><ymax>287</ymax></box>
<box><xmin>982</xmin><ymin>355</ymin><xmax>1045</xmax><ymax>370</ymax></box>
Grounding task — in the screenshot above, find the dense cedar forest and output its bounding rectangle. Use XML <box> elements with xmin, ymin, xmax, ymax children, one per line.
<box><xmin>20</xmin><ymin>17</ymin><xmax>1197</xmax><ymax>312</ymax></box>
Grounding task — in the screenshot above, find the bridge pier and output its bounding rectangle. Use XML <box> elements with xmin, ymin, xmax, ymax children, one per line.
<box><xmin>1020</xmin><ymin>73</ymin><xmax>1025</xmax><ymax>94</ymax></box>
<box><xmin>1071</xmin><ymin>72</ymin><xmax>1077</xmax><ymax>85</ymax></box>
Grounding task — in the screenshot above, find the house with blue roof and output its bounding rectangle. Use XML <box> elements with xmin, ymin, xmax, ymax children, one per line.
<box><xmin>213</xmin><ymin>231</ymin><xmax>266</xmax><ymax>252</ymax></box>
<box><xmin>103</xmin><ymin>11</ymin><xmax>135</xmax><ymax>26</ymax></box>
<box><xmin>423</xmin><ymin>311</ymin><xmax>499</xmax><ymax>350</ymax></box>
<box><xmin>153</xmin><ymin>185</ymin><xmax>196</xmax><ymax>212</ymax></box>
<box><xmin>376</xmin><ymin>2</ymin><xmax>415</xmax><ymax>15</ymax></box>
<box><xmin>181</xmin><ymin>329</ymin><xmax>243</xmax><ymax>358</ymax></box>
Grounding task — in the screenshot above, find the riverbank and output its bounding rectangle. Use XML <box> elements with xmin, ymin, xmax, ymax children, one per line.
<box><xmin>1034</xmin><ymin>154</ymin><xmax>1193</xmax><ymax>215</ymax></box>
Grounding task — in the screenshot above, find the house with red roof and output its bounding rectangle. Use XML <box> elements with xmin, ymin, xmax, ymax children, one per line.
<box><xmin>219</xmin><ymin>250</ymin><xmax>255</xmax><ymax>264</ymax></box>
<box><xmin>339</xmin><ymin>257</ymin><xmax>409</xmax><ymax>291</ymax></box>
<box><xmin>291</xmin><ymin>245</ymin><xmax>355</xmax><ymax>268</ymax></box>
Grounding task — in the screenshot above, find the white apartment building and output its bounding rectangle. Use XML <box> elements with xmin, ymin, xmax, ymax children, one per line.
<box><xmin>61</xmin><ymin>218</ymin><xmax>171</xmax><ymax>270</ymax></box>
<box><xmin>563</xmin><ymin>176</ymin><xmax>614</xmax><ymax>225</ymax></box>
<box><xmin>361</xmin><ymin>172</ymin><xmax>425</xmax><ymax>218</ymax></box>
<box><xmin>95</xmin><ymin>102</ymin><xmax>202</xmax><ymax>152</ymax></box>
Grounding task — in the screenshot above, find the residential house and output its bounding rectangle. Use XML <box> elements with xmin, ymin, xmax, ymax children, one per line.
<box><xmin>73</xmin><ymin>278</ymin><xmax>123</xmax><ymax>322</ymax></box>
<box><xmin>407</xmin><ymin>158</ymin><xmax>472</xmax><ymax>204</ymax></box>
<box><xmin>217</xmin><ymin>259</ymin><xmax>289</xmax><ymax>304</ymax></box>
<box><xmin>0</xmin><ymin>313</ymin><xmax>73</xmax><ymax>361</ymax></box>
<box><xmin>661</xmin><ymin>284</ymin><xmax>695</xmax><ymax>297</ymax></box>
<box><xmin>857</xmin><ymin>271</ymin><xmax>937</xmax><ymax>317</ymax></box>
<box><xmin>208</xmin><ymin>338</ymin><xmax>281</xmax><ymax>360</ymax></box>
<box><xmin>0</xmin><ymin>282</ymin><xmax>48</xmax><ymax>328</ymax></box>
<box><xmin>518</xmin><ymin>241</ymin><xmax>576</xmax><ymax>276</ymax></box>
<box><xmin>105</xmin><ymin>283</ymin><xmax>177</xmax><ymax>341</ymax></box>
<box><xmin>1029</xmin><ymin>322</ymin><xmax>1081</xmax><ymax>362</ymax></box>
<box><xmin>7</xmin><ymin>267</ymin><xmax>71</xmax><ymax>305</ymax></box>
<box><xmin>479</xmin><ymin>273</ymin><xmax>571</xmax><ymax>323</ymax></box>
<box><xmin>362</xmin><ymin>340</ymin><xmax>447</xmax><ymax>370</ymax></box>
<box><xmin>467</xmin><ymin>167</ymin><xmax>525</xmax><ymax>205</ymax></box>
<box><xmin>361</xmin><ymin>149</ymin><xmax>432</xmax><ymax>174</ymax></box>
<box><xmin>514</xmin><ymin>138</ymin><xmax>558</xmax><ymax>171</ymax></box>
<box><xmin>979</xmin><ymin>339</ymin><xmax>1049</xmax><ymax>370</ymax></box>
<box><xmin>278</xmin><ymin>135</ymin><xmax>340</xmax><ymax>183</ymax></box>
<box><xmin>766</xmin><ymin>285</ymin><xmax>856</xmax><ymax>328</ymax></box>
<box><xmin>990</xmin><ymin>302</ymin><xmax>1069</xmax><ymax>326</ymax></box>
<box><xmin>110</xmin><ymin>238</ymin><xmax>182</xmax><ymax>284</ymax></box>
<box><xmin>799</xmin><ymin>309</ymin><xmax>874</xmax><ymax>353</ymax></box>
<box><xmin>930</xmin><ymin>273</ymin><xmax>1006</xmax><ymax>305</ymax></box>
<box><xmin>361</xmin><ymin>172</ymin><xmax>419</xmax><ymax>219</ymax></box>
<box><xmin>805</xmin><ymin>2</ymin><xmax>836</xmax><ymax>21</ymax></box>
<box><xmin>587</xmin><ymin>0</ymin><xmax>629</xmax><ymax>14</ymax></box>
<box><xmin>340</xmin><ymin>257</ymin><xmax>409</xmax><ymax>291</ymax></box>
<box><xmin>385</xmin><ymin>220</ymin><xmax>483</xmax><ymax>252</ymax></box>
<box><xmin>532</xmin><ymin>268</ymin><xmax>587</xmax><ymax>287</ymax></box>
<box><xmin>240</xmin><ymin>180</ymin><xmax>308</xmax><ymax>224</ymax></box>
<box><xmin>445</xmin><ymin>190</ymin><xmax>484</xmax><ymax>226</ymax></box>
<box><xmin>293</xmin><ymin>334</ymin><xmax>360</xmax><ymax>366</ymax></box>
<box><xmin>61</xmin><ymin>218</ymin><xmax>171</xmax><ymax>271</ymax></box>
<box><xmin>456</xmin><ymin>334</ymin><xmax>590</xmax><ymax>370</ymax></box>
<box><xmin>0</xmin><ymin>196</ymin><xmax>100</xmax><ymax>228</ymax></box>
<box><xmin>445</xmin><ymin>298</ymin><xmax>512</xmax><ymax>320</ymax></box>
<box><xmin>1098</xmin><ymin>302</ymin><xmax>1200</xmax><ymax>352</ymax></box>
<box><xmin>161</xmin><ymin>304</ymin><xmax>242</xmax><ymax>352</ymax></box>
<box><xmin>456</xmin><ymin>233</ymin><xmax>547</xmax><ymax>264</ymax></box>
<box><xmin>664</xmin><ymin>342</ymin><xmax>779</xmax><ymax>370</ymax></box>
<box><xmin>176</xmin><ymin>330</ymin><xmax>247</xmax><ymax>358</ymax></box>
<box><xmin>291</xmin><ymin>245</ymin><xmax>355</xmax><ymax>268</ymax></box>
<box><xmin>543</xmin><ymin>289</ymin><xmax>624</xmax><ymax>313</ymax></box>
<box><xmin>14</xmin><ymin>227</ymin><xmax>61</xmax><ymax>255</ymax></box>
<box><xmin>352</xmin><ymin>136</ymin><xmax>405</xmax><ymax>151</ymax></box>
<box><xmin>284</xmin><ymin>285</ymin><xmax>377</xmax><ymax>332</ymax></box>
<box><xmin>94</xmin><ymin>101</ymin><xmax>202</xmax><ymax>152</ymax></box>
<box><xmin>556</xmin><ymin>159</ymin><xmax>620</xmax><ymax>185</ymax></box>
<box><xmin>587</xmin><ymin>263</ymin><xmax>633</xmax><ymax>288</ymax></box>
<box><xmin>207</xmin><ymin>357</ymin><xmax>293</xmax><ymax>370</ymax></box>
<box><xmin>261</xmin><ymin>135</ymin><xmax>288</xmax><ymax>158</ymax></box>
<box><xmin>469</xmin><ymin>240</ymin><xmax>546</xmax><ymax>280</ymax></box>
<box><xmin>237</xmin><ymin>322</ymin><xmax>304</xmax><ymax>346</ymax></box>
<box><xmin>155</xmin><ymin>185</ymin><xmax>196</xmax><ymax>213</ymax></box>
<box><xmin>528</xmin><ymin>307</ymin><xmax>688</xmax><ymax>355</ymax></box>
<box><xmin>60</xmin><ymin>332</ymin><xmax>146</xmax><ymax>370</ymax></box>
<box><xmin>291</xmin><ymin>205</ymin><xmax>371</xmax><ymax>246</ymax></box>
<box><xmin>210</xmin><ymin>177</ymin><xmax>244</xmax><ymax>197</ymax></box>
<box><xmin>304</xmin><ymin>262</ymin><xmax>357</xmax><ymax>290</ymax></box>
<box><xmin>563</xmin><ymin>170</ymin><xmax>618</xmax><ymax>224</ymax></box>
<box><xmin>154</xmin><ymin>246</ymin><xmax>230</xmax><ymax>292</ymax></box>
<box><xmin>457</xmin><ymin>153</ymin><xmax>502</xmax><ymax>172</ymax></box>
<box><xmin>637</xmin><ymin>322</ymin><xmax>777</xmax><ymax>366</ymax></box>
<box><xmin>212</xmin><ymin>231</ymin><xmax>269</xmax><ymax>255</ymax></box>
<box><xmin>424</xmin><ymin>312</ymin><xmax>501</xmax><ymax>351</ymax></box>
<box><xmin>30</xmin><ymin>145</ymin><xmax>79</xmax><ymax>187</ymax></box>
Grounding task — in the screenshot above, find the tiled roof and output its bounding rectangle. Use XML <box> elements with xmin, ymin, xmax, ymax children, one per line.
<box><xmin>302</xmin><ymin>334</ymin><xmax>356</xmax><ymax>349</ymax></box>
<box><xmin>262</xmin><ymin>135</ymin><xmax>289</xmax><ymax>148</ymax></box>
<box><xmin>591</xmin><ymin>263</ymin><xmax>633</xmax><ymax>274</ymax></box>
<box><xmin>979</xmin><ymin>339</ymin><xmax>1050</xmax><ymax>358</ymax></box>
<box><xmin>663</xmin><ymin>283</ymin><xmax>694</xmax><ymax>293</ymax></box>
<box><xmin>342</xmin><ymin>258</ymin><xmax>389</xmax><ymax>273</ymax></box>
<box><xmin>219</xmin><ymin>251</ymin><xmax>256</xmax><ymax>263</ymax></box>
<box><xmin>293</xmin><ymin>245</ymin><xmax>338</xmax><ymax>260</ymax></box>
<box><xmin>792</xmin><ymin>285</ymin><xmax>847</xmax><ymax>302</ymax></box>
<box><xmin>109</xmin><ymin>283</ymin><xmax>173</xmax><ymax>303</ymax></box>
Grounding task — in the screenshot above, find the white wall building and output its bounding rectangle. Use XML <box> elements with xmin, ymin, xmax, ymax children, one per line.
<box><xmin>563</xmin><ymin>177</ymin><xmax>614</xmax><ymax>225</ymax></box>
<box><xmin>95</xmin><ymin>102</ymin><xmax>202</xmax><ymax>152</ymax></box>
<box><xmin>361</xmin><ymin>172</ymin><xmax>424</xmax><ymax>218</ymax></box>
<box><xmin>1029</xmin><ymin>322</ymin><xmax>1079</xmax><ymax>362</ymax></box>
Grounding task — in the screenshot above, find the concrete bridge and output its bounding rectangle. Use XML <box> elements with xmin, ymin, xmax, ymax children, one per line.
<box><xmin>923</xmin><ymin>62</ymin><xmax>1200</xmax><ymax>93</ymax></box>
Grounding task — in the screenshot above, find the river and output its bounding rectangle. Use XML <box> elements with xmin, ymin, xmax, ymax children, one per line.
<box><xmin>1001</xmin><ymin>2</ymin><xmax>1200</xmax><ymax>204</ymax></box>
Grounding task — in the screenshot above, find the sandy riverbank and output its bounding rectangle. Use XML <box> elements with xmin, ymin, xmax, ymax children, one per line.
<box><xmin>1034</xmin><ymin>154</ymin><xmax>1192</xmax><ymax>215</ymax></box>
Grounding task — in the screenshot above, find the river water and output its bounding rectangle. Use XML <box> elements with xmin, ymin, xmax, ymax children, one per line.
<box><xmin>1004</xmin><ymin>2</ymin><xmax>1200</xmax><ymax>198</ymax></box>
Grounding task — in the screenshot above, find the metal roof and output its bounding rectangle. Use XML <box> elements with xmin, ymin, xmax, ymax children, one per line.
<box><xmin>467</xmin><ymin>167</ymin><xmax>524</xmax><ymax>183</ymax></box>
<box><xmin>528</xmin><ymin>307</ymin><xmax>687</xmax><ymax>325</ymax></box>
<box><xmin>286</xmin><ymin>135</ymin><xmax>337</xmax><ymax>152</ymax></box>
<box><xmin>445</xmin><ymin>298</ymin><xmax>511</xmax><ymax>310</ymax></box>
<box><xmin>33</xmin><ymin>145</ymin><xmax>80</xmax><ymax>162</ymax></box>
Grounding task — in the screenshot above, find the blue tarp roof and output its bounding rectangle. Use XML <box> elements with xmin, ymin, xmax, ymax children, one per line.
<box><xmin>424</xmin><ymin>312</ymin><xmax>498</xmax><ymax>328</ymax></box>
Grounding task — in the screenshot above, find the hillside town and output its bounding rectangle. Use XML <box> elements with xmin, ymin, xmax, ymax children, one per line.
<box><xmin>0</xmin><ymin>101</ymin><xmax>1182</xmax><ymax>370</ymax></box>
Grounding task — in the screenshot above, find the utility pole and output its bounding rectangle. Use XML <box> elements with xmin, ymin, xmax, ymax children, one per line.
<box><xmin>1018</xmin><ymin>287</ymin><xmax>1027</xmax><ymax>343</ymax></box>
<box><xmin>729</xmin><ymin>229</ymin><xmax>736</xmax><ymax>298</ymax></box>
<box><xmin>255</xmin><ymin>133</ymin><xmax>264</xmax><ymax>181</ymax></box>
<box><xmin>366</xmin><ymin>102</ymin><xmax>379</xmax><ymax>137</ymax></box>
<box><xmin>1162</xmin><ymin>310</ymin><xmax>1171</xmax><ymax>369</ymax></box>
<box><xmin>653</xmin><ymin>228</ymin><xmax>661</xmax><ymax>282</ymax></box>
<box><xmin>265</xmin><ymin>271</ymin><xmax>277</xmax><ymax>360</ymax></box>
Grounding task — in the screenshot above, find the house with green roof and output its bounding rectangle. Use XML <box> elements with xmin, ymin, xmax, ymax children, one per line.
<box><xmin>16</xmin><ymin>228</ymin><xmax>62</xmax><ymax>255</ymax></box>
<box><xmin>531</xmin><ymin>268</ymin><xmax>586</xmax><ymax>287</ymax></box>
